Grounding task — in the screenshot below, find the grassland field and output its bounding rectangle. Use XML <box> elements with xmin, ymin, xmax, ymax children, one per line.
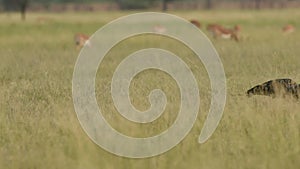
<box><xmin>0</xmin><ymin>9</ymin><xmax>299</xmax><ymax>169</ymax></box>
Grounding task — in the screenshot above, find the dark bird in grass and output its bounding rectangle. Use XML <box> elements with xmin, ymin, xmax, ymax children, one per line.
<box><xmin>247</xmin><ymin>78</ymin><xmax>299</xmax><ymax>99</ymax></box>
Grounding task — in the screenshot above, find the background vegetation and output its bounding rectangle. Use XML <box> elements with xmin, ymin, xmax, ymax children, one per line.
<box><xmin>0</xmin><ymin>8</ymin><xmax>299</xmax><ymax>169</ymax></box>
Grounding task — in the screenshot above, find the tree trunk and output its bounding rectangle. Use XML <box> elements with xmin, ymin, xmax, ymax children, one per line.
<box><xmin>240</xmin><ymin>0</ymin><xmax>245</xmax><ymax>9</ymax></box>
<box><xmin>205</xmin><ymin>0</ymin><xmax>212</xmax><ymax>9</ymax></box>
<box><xmin>20</xmin><ymin>0</ymin><xmax>29</xmax><ymax>21</ymax></box>
<box><xmin>255</xmin><ymin>0</ymin><xmax>262</xmax><ymax>10</ymax></box>
<box><xmin>115</xmin><ymin>0</ymin><xmax>122</xmax><ymax>10</ymax></box>
<box><xmin>21</xmin><ymin>5</ymin><xmax>25</xmax><ymax>20</ymax></box>
<box><xmin>162</xmin><ymin>0</ymin><xmax>167</xmax><ymax>11</ymax></box>
<box><xmin>269</xmin><ymin>0</ymin><xmax>274</xmax><ymax>9</ymax></box>
<box><xmin>279</xmin><ymin>0</ymin><xmax>287</xmax><ymax>9</ymax></box>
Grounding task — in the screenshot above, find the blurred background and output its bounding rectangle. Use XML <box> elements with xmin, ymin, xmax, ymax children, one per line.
<box><xmin>0</xmin><ymin>0</ymin><xmax>299</xmax><ymax>169</ymax></box>
<box><xmin>1</xmin><ymin>0</ymin><xmax>300</xmax><ymax>20</ymax></box>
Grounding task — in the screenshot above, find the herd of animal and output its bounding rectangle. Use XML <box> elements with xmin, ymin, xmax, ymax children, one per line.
<box><xmin>74</xmin><ymin>19</ymin><xmax>297</xmax><ymax>100</ymax></box>
<box><xmin>188</xmin><ymin>19</ymin><xmax>295</xmax><ymax>42</ymax></box>
<box><xmin>74</xmin><ymin>19</ymin><xmax>296</xmax><ymax>48</ymax></box>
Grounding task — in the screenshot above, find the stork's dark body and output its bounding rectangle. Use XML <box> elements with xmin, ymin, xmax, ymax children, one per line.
<box><xmin>247</xmin><ymin>78</ymin><xmax>299</xmax><ymax>99</ymax></box>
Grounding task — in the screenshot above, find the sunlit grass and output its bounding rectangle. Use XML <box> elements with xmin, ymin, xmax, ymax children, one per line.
<box><xmin>0</xmin><ymin>9</ymin><xmax>299</xmax><ymax>169</ymax></box>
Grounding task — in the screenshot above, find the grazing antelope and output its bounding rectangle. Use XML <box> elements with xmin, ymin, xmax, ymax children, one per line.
<box><xmin>190</xmin><ymin>19</ymin><xmax>201</xmax><ymax>29</ymax></box>
<box><xmin>282</xmin><ymin>24</ymin><xmax>295</xmax><ymax>34</ymax></box>
<box><xmin>207</xmin><ymin>24</ymin><xmax>240</xmax><ymax>41</ymax></box>
<box><xmin>153</xmin><ymin>25</ymin><xmax>166</xmax><ymax>34</ymax></box>
<box><xmin>247</xmin><ymin>78</ymin><xmax>299</xmax><ymax>99</ymax></box>
<box><xmin>74</xmin><ymin>33</ymin><xmax>90</xmax><ymax>50</ymax></box>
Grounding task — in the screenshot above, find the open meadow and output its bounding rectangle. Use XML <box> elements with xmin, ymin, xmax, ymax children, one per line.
<box><xmin>0</xmin><ymin>9</ymin><xmax>299</xmax><ymax>169</ymax></box>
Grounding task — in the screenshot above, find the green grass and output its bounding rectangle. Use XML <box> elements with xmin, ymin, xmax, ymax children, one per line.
<box><xmin>0</xmin><ymin>10</ymin><xmax>299</xmax><ymax>169</ymax></box>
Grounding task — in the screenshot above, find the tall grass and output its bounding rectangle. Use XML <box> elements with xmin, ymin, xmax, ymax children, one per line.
<box><xmin>0</xmin><ymin>10</ymin><xmax>299</xmax><ymax>169</ymax></box>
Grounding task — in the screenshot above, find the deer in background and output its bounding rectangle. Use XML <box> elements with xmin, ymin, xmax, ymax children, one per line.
<box><xmin>207</xmin><ymin>24</ymin><xmax>241</xmax><ymax>41</ymax></box>
<box><xmin>282</xmin><ymin>24</ymin><xmax>295</xmax><ymax>34</ymax></box>
<box><xmin>74</xmin><ymin>33</ymin><xmax>90</xmax><ymax>50</ymax></box>
<box><xmin>153</xmin><ymin>25</ymin><xmax>167</xmax><ymax>34</ymax></box>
